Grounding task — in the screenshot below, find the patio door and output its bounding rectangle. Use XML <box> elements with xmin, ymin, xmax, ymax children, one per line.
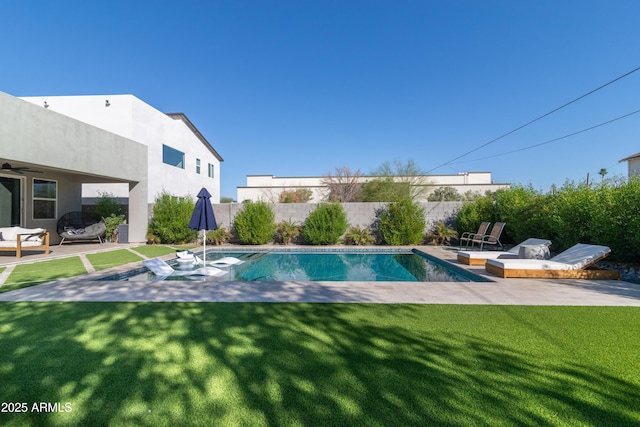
<box><xmin>0</xmin><ymin>176</ymin><xmax>22</xmax><ymax>227</ymax></box>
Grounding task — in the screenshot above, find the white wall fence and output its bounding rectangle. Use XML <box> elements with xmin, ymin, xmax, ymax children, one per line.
<box><xmin>212</xmin><ymin>201</ymin><xmax>463</xmax><ymax>230</ymax></box>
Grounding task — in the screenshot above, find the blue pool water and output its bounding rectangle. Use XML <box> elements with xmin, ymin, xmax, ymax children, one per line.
<box><xmin>106</xmin><ymin>249</ymin><xmax>490</xmax><ymax>282</ymax></box>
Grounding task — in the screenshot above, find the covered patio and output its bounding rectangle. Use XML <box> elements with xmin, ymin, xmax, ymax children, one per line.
<box><xmin>0</xmin><ymin>92</ymin><xmax>148</xmax><ymax>246</ymax></box>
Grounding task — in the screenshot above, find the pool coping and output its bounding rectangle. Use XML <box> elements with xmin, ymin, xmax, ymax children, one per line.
<box><xmin>1</xmin><ymin>245</ymin><xmax>639</xmax><ymax>305</ymax></box>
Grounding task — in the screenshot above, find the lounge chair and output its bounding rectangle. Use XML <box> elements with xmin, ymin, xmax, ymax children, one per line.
<box><xmin>459</xmin><ymin>221</ymin><xmax>491</xmax><ymax>249</ymax></box>
<box><xmin>142</xmin><ymin>257</ymin><xmax>227</xmax><ymax>280</ymax></box>
<box><xmin>466</xmin><ymin>222</ymin><xmax>506</xmax><ymax>251</ymax></box>
<box><xmin>484</xmin><ymin>243</ymin><xmax>620</xmax><ymax>279</ymax></box>
<box><xmin>176</xmin><ymin>251</ymin><xmax>244</xmax><ymax>268</ymax></box>
<box><xmin>457</xmin><ymin>238</ymin><xmax>552</xmax><ymax>266</ymax></box>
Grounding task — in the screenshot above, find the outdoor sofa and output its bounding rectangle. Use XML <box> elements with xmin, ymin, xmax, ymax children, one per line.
<box><xmin>57</xmin><ymin>212</ymin><xmax>107</xmax><ymax>245</ymax></box>
<box><xmin>0</xmin><ymin>226</ymin><xmax>50</xmax><ymax>258</ymax></box>
<box><xmin>457</xmin><ymin>238</ymin><xmax>552</xmax><ymax>266</ymax></box>
<box><xmin>484</xmin><ymin>243</ymin><xmax>620</xmax><ymax>279</ymax></box>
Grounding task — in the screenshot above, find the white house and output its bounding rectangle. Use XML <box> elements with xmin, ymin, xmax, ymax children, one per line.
<box><xmin>237</xmin><ymin>172</ymin><xmax>509</xmax><ymax>203</ymax></box>
<box><xmin>20</xmin><ymin>95</ymin><xmax>223</xmax><ymax>206</ymax></box>
<box><xmin>619</xmin><ymin>151</ymin><xmax>640</xmax><ymax>177</ymax></box>
<box><xmin>1</xmin><ymin>91</ymin><xmax>222</xmax><ymax>244</ymax></box>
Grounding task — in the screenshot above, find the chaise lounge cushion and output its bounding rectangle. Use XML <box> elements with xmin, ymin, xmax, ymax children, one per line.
<box><xmin>486</xmin><ymin>243</ymin><xmax>611</xmax><ymax>271</ymax></box>
<box><xmin>457</xmin><ymin>238</ymin><xmax>551</xmax><ymax>265</ymax></box>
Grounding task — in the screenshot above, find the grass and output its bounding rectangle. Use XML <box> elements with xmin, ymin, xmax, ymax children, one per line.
<box><xmin>86</xmin><ymin>249</ymin><xmax>143</xmax><ymax>271</ymax></box>
<box><xmin>131</xmin><ymin>245</ymin><xmax>184</xmax><ymax>258</ymax></box>
<box><xmin>0</xmin><ymin>245</ymin><xmax>185</xmax><ymax>292</ymax></box>
<box><xmin>0</xmin><ymin>303</ymin><xmax>639</xmax><ymax>426</ymax></box>
<box><xmin>0</xmin><ymin>257</ymin><xmax>86</xmax><ymax>293</ymax></box>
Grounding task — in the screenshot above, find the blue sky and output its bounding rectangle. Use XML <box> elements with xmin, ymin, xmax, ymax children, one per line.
<box><xmin>2</xmin><ymin>1</ymin><xmax>639</xmax><ymax>199</ymax></box>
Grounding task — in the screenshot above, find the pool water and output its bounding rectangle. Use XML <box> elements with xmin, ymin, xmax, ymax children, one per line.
<box><xmin>113</xmin><ymin>250</ymin><xmax>489</xmax><ymax>282</ymax></box>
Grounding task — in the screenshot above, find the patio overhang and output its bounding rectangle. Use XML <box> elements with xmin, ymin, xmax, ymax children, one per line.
<box><xmin>0</xmin><ymin>91</ymin><xmax>148</xmax><ymax>243</ymax></box>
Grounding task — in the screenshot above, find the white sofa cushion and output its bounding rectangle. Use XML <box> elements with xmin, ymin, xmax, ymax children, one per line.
<box><xmin>0</xmin><ymin>227</ymin><xmax>44</xmax><ymax>242</ymax></box>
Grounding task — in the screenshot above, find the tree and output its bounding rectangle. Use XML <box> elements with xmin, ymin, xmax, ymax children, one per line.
<box><xmin>427</xmin><ymin>186</ymin><xmax>462</xmax><ymax>201</ymax></box>
<box><xmin>279</xmin><ymin>188</ymin><xmax>313</xmax><ymax>203</ymax></box>
<box><xmin>321</xmin><ymin>166</ymin><xmax>363</xmax><ymax>202</ymax></box>
<box><xmin>599</xmin><ymin>168</ymin><xmax>608</xmax><ymax>183</ymax></box>
<box><xmin>361</xmin><ymin>159</ymin><xmax>430</xmax><ymax>202</ymax></box>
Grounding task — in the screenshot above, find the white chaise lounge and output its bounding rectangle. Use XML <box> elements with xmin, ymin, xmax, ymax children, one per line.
<box><xmin>176</xmin><ymin>251</ymin><xmax>244</xmax><ymax>268</ymax></box>
<box><xmin>143</xmin><ymin>258</ymin><xmax>227</xmax><ymax>280</ymax></box>
<box><xmin>484</xmin><ymin>243</ymin><xmax>620</xmax><ymax>279</ymax></box>
<box><xmin>457</xmin><ymin>238</ymin><xmax>552</xmax><ymax>266</ymax></box>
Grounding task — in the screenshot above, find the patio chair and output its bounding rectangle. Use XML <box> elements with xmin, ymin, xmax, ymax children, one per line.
<box><xmin>457</xmin><ymin>238</ymin><xmax>552</xmax><ymax>266</ymax></box>
<box><xmin>176</xmin><ymin>251</ymin><xmax>244</xmax><ymax>268</ymax></box>
<box><xmin>142</xmin><ymin>257</ymin><xmax>227</xmax><ymax>280</ymax></box>
<box><xmin>459</xmin><ymin>221</ymin><xmax>491</xmax><ymax>250</ymax></box>
<box><xmin>484</xmin><ymin>243</ymin><xmax>620</xmax><ymax>279</ymax></box>
<box><xmin>466</xmin><ymin>222</ymin><xmax>506</xmax><ymax>251</ymax></box>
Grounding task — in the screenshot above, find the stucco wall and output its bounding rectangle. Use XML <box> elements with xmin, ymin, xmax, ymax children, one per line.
<box><xmin>1</xmin><ymin>92</ymin><xmax>149</xmax><ymax>243</ymax></box>
<box><xmin>212</xmin><ymin>201</ymin><xmax>462</xmax><ymax>231</ymax></box>
<box><xmin>20</xmin><ymin>95</ymin><xmax>222</xmax><ymax>203</ymax></box>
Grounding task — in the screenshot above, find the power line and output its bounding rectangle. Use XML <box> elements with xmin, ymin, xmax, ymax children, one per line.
<box><xmin>453</xmin><ymin>107</ymin><xmax>640</xmax><ymax>163</ymax></box>
<box><xmin>426</xmin><ymin>66</ymin><xmax>640</xmax><ymax>173</ymax></box>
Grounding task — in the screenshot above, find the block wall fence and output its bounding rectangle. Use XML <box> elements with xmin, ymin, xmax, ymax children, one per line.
<box><xmin>211</xmin><ymin>201</ymin><xmax>463</xmax><ymax>230</ymax></box>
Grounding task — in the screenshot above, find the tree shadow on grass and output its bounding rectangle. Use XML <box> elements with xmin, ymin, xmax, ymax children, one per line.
<box><xmin>0</xmin><ymin>303</ymin><xmax>639</xmax><ymax>426</ymax></box>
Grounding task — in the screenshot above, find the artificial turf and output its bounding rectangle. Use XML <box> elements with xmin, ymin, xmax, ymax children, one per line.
<box><xmin>86</xmin><ymin>249</ymin><xmax>143</xmax><ymax>271</ymax></box>
<box><xmin>0</xmin><ymin>303</ymin><xmax>639</xmax><ymax>426</ymax></box>
<box><xmin>0</xmin><ymin>257</ymin><xmax>86</xmax><ymax>293</ymax></box>
<box><xmin>131</xmin><ymin>245</ymin><xmax>183</xmax><ymax>258</ymax></box>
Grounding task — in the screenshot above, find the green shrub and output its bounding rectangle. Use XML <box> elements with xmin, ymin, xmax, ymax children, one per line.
<box><xmin>206</xmin><ymin>227</ymin><xmax>230</xmax><ymax>245</ymax></box>
<box><xmin>104</xmin><ymin>214</ymin><xmax>126</xmax><ymax>243</ymax></box>
<box><xmin>375</xmin><ymin>197</ymin><xmax>426</xmax><ymax>245</ymax></box>
<box><xmin>233</xmin><ymin>201</ymin><xmax>276</xmax><ymax>245</ymax></box>
<box><xmin>275</xmin><ymin>219</ymin><xmax>301</xmax><ymax>245</ymax></box>
<box><xmin>427</xmin><ymin>221</ymin><xmax>458</xmax><ymax>246</ymax></box>
<box><xmin>303</xmin><ymin>202</ymin><xmax>349</xmax><ymax>245</ymax></box>
<box><xmin>494</xmin><ymin>185</ymin><xmax>552</xmax><ymax>244</ymax></box>
<box><xmin>455</xmin><ymin>192</ymin><xmax>497</xmax><ymax>237</ymax></box>
<box><xmin>454</xmin><ymin>178</ymin><xmax>640</xmax><ymax>261</ymax></box>
<box><xmin>94</xmin><ymin>191</ymin><xmax>122</xmax><ymax>218</ymax></box>
<box><xmin>344</xmin><ymin>226</ymin><xmax>375</xmax><ymax>246</ymax></box>
<box><xmin>147</xmin><ymin>192</ymin><xmax>197</xmax><ymax>244</ymax></box>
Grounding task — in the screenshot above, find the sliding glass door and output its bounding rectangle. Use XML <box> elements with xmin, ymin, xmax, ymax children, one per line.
<box><xmin>0</xmin><ymin>176</ymin><xmax>22</xmax><ymax>227</ymax></box>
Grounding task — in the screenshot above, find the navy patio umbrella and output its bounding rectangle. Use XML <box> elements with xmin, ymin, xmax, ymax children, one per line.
<box><xmin>189</xmin><ymin>188</ymin><xmax>218</xmax><ymax>264</ymax></box>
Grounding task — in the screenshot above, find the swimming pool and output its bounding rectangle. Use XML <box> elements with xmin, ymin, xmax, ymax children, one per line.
<box><xmin>105</xmin><ymin>249</ymin><xmax>491</xmax><ymax>282</ymax></box>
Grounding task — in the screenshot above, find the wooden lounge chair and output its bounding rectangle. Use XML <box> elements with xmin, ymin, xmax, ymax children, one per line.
<box><xmin>466</xmin><ymin>222</ymin><xmax>506</xmax><ymax>251</ymax></box>
<box><xmin>485</xmin><ymin>243</ymin><xmax>620</xmax><ymax>279</ymax></box>
<box><xmin>457</xmin><ymin>238</ymin><xmax>551</xmax><ymax>266</ymax></box>
<box><xmin>459</xmin><ymin>221</ymin><xmax>491</xmax><ymax>250</ymax></box>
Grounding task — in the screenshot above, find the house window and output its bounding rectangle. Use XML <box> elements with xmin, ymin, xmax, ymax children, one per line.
<box><xmin>33</xmin><ymin>179</ymin><xmax>57</xmax><ymax>219</ymax></box>
<box><xmin>162</xmin><ymin>144</ymin><xmax>185</xmax><ymax>169</ymax></box>
<box><xmin>196</xmin><ymin>158</ymin><xmax>201</xmax><ymax>174</ymax></box>
<box><xmin>208</xmin><ymin>163</ymin><xmax>215</xmax><ymax>178</ymax></box>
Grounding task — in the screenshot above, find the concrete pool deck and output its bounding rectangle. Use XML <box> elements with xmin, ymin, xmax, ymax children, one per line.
<box><xmin>1</xmin><ymin>245</ymin><xmax>639</xmax><ymax>305</ymax></box>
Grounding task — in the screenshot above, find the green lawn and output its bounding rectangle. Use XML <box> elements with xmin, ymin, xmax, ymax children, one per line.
<box><xmin>0</xmin><ymin>257</ymin><xmax>87</xmax><ymax>292</ymax></box>
<box><xmin>131</xmin><ymin>245</ymin><xmax>184</xmax><ymax>258</ymax></box>
<box><xmin>1</xmin><ymin>303</ymin><xmax>639</xmax><ymax>426</ymax></box>
<box><xmin>86</xmin><ymin>249</ymin><xmax>143</xmax><ymax>271</ymax></box>
<box><xmin>0</xmin><ymin>245</ymin><xmax>182</xmax><ymax>292</ymax></box>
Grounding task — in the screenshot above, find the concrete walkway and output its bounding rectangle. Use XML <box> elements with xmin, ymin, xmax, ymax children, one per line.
<box><xmin>1</xmin><ymin>246</ymin><xmax>639</xmax><ymax>305</ymax></box>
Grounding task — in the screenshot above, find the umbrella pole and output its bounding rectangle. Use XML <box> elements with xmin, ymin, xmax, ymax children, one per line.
<box><xmin>202</xmin><ymin>229</ymin><xmax>206</xmax><ymax>265</ymax></box>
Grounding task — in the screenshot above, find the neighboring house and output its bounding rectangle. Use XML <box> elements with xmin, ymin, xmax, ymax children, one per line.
<box><xmin>619</xmin><ymin>151</ymin><xmax>640</xmax><ymax>177</ymax></box>
<box><xmin>0</xmin><ymin>91</ymin><xmax>222</xmax><ymax>244</ymax></box>
<box><xmin>237</xmin><ymin>172</ymin><xmax>509</xmax><ymax>203</ymax></box>
<box><xmin>20</xmin><ymin>95</ymin><xmax>223</xmax><ymax>207</ymax></box>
